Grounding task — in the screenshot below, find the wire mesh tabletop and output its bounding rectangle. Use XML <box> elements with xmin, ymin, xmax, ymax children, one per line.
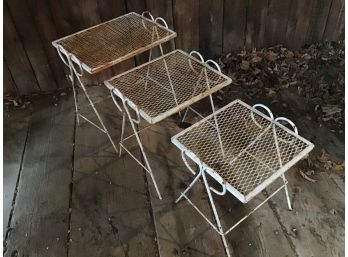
<box><xmin>105</xmin><ymin>49</ymin><xmax>232</xmax><ymax>124</ymax></box>
<box><xmin>52</xmin><ymin>12</ymin><xmax>176</xmax><ymax>74</ymax></box>
<box><xmin>172</xmin><ymin>99</ymin><xmax>314</xmax><ymax>203</ymax></box>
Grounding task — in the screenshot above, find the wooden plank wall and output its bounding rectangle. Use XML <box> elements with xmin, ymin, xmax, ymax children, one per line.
<box><xmin>4</xmin><ymin>0</ymin><xmax>344</xmax><ymax>98</ymax></box>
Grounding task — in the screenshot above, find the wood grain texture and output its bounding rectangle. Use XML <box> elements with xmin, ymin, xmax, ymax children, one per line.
<box><xmin>215</xmin><ymin>184</ymin><xmax>296</xmax><ymax>257</ymax></box>
<box><xmin>3</xmin><ymin>107</ymin><xmax>31</xmax><ymax>237</ymax></box>
<box><xmin>306</xmin><ymin>0</ymin><xmax>333</xmax><ymax>44</ymax></box>
<box><xmin>6</xmin><ymin>0</ymin><xmax>57</xmax><ymax>92</ymax></box>
<box><xmin>4</xmin><ymin>3</ymin><xmax>39</xmax><ymax>95</ymax></box>
<box><xmin>199</xmin><ymin>0</ymin><xmax>224</xmax><ymax>58</ymax></box>
<box><xmin>268</xmin><ymin>171</ymin><xmax>344</xmax><ymax>257</ymax></box>
<box><xmin>4</xmin><ymin>60</ymin><xmax>18</xmax><ymax>98</ymax></box>
<box><xmin>4</xmin><ymin>94</ymin><xmax>75</xmax><ymax>257</ymax></box>
<box><xmin>223</xmin><ymin>0</ymin><xmax>247</xmax><ymax>53</ymax></box>
<box><xmin>125</xmin><ymin>0</ymin><xmax>147</xmax><ymax>14</ymax></box>
<box><xmin>264</xmin><ymin>0</ymin><xmax>292</xmax><ymax>47</ymax></box>
<box><xmin>69</xmin><ymin>86</ymin><xmax>158</xmax><ymax>257</ymax></box>
<box><xmin>285</xmin><ymin>0</ymin><xmax>314</xmax><ymax>48</ymax></box>
<box><xmin>323</xmin><ymin>0</ymin><xmax>345</xmax><ymax>40</ymax></box>
<box><xmin>27</xmin><ymin>0</ymin><xmax>69</xmax><ymax>89</ymax></box>
<box><xmin>146</xmin><ymin>0</ymin><xmax>174</xmax><ymax>30</ymax></box>
<box><xmin>245</xmin><ymin>0</ymin><xmax>268</xmax><ymax>49</ymax></box>
<box><xmin>173</xmin><ymin>0</ymin><xmax>199</xmax><ymax>52</ymax></box>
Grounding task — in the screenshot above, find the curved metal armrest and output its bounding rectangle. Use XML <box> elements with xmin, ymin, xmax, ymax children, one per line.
<box><xmin>110</xmin><ymin>88</ymin><xmax>123</xmax><ymax>113</ymax></box>
<box><xmin>141</xmin><ymin>11</ymin><xmax>154</xmax><ymax>21</ymax></box>
<box><xmin>204</xmin><ymin>59</ymin><xmax>223</xmax><ymax>84</ymax></box>
<box><xmin>203</xmin><ymin>167</ymin><xmax>227</xmax><ymax>196</ymax></box>
<box><xmin>251</xmin><ymin>104</ymin><xmax>274</xmax><ymax>129</ymax></box>
<box><xmin>56</xmin><ymin>45</ymin><xmax>70</xmax><ymax>66</ymax></box>
<box><xmin>68</xmin><ymin>53</ymin><xmax>84</xmax><ymax>77</ymax></box>
<box><xmin>123</xmin><ymin>99</ymin><xmax>141</xmax><ymax>124</ymax></box>
<box><xmin>154</xmin><ymin>17</ymin><xmax>169</xmax><ymax>28</ymax></box>
<box><xmin>188</xmin><ymin>50</ymin><xmax>205</xmax><ymax>76</ymax></box>
<box><xmin>273</xmin><ymin>117</ymin><xmax>298</xmax><ymax>144</ymax></box>
<box><xmin>189</xmin><ymin>51</ymin><xmax>205</xmax><ymax>63</ymax></box>
<box><xmin>274</xmin><ymin>117</ymin><xmax>298</xmax><ymax>135</ymax></box>
<box><xmin>210</xmin><ymin>183</ymin><xmax>227</xmax><ymax>196</ymax></box>
<box><xmin>181</xmin><ymin>150</ymin><xmax>198</xmax><ymax>175</ymax></box>
<box><xmin>141</xmin><ymin>11</ymin><xmax>155</xmax><ymax>31</ymax></box>
<box><xmin>205</xmin><ymin>60</ymin><xmax>221</xmax><ymax>73</ymax></box>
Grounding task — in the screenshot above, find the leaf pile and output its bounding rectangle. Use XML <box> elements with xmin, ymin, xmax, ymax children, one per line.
<box><xmin>219</xmin><ymin>41</ymin><xmax>344</xmax><ymax>130</ymax></box>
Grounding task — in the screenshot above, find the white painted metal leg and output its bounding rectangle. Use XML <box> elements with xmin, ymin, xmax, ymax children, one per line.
<box><xmin>201</xmin><ymin>170</ymin><xmax>231</xmax><ymax>257</ymax></box>
<box><xmin>71</xmin><ymin>83</ymin><xmax>80</xmax><ymax>125</ymax></box>
<box><xmin>79</xmin><ymin>83</ymin><xmax>119</xmax><ymax>154</ymax></box>
<box><xmin>122</xmin><ymin>101</ymin><xmax>162</xmax><ymax>200</ymax></box>
<box><xmin>57</xmin><ymin>47</ymin><xmax>119</xmax><ymax>154</ymax></box>
<box><xmin>282</xmin><ymin>174</ymin><xmax>292</xmax><ymax>210</ymax></box>
<box><xmin>119</xmin><ymin>112</ymin><xmax>126</xmax><ymax>156</ymax></box>
<box><xmin>175</xmin><ymin>169</ymin><xmax>203</xmax><ymax>203</ymax></box>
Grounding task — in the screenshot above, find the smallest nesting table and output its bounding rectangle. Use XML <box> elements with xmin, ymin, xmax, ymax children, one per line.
<box><xmin>172</xmin><ymin>99</ymin><xmax>314</xmax><ymax>257</ymax></box>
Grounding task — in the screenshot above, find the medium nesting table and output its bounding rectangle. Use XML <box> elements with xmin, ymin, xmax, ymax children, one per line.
<box><xmin>104</xmin><ymin>49</ymin><xmax>232</xmax><ymax>199</ymax></box>
<box><xmin>172</xmin><ymin>99</ymin><xmax>314</xmax><ymax>257</ymax></box>
<box><xmin>52</xmin><ymin>12</ymin><xmax>176</xmax><ymax>154</ymax></box>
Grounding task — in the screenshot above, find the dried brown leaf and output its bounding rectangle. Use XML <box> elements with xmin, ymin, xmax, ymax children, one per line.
<box><xmin>240</xmin><ymin>60</ymin><xmax>250</xmax><ymax>71</ymax></box>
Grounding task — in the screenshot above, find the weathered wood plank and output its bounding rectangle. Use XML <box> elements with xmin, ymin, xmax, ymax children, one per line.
<box><xmin>6</xmin><ymin>0</ymin><xmax>58</xmax><ymax>92</ymax></box>
<box><xmin>27</xmin><ymin>0</ymin><xmax>70</xmax><ymax>90</ymax></box>
<box><xmin>48</xmin><ymin>0</ymin><xmax>75</xmax><ymax>37</ymax></box>
<box><xmin>4</xmin><ymin>93</ymin><xmax>75</xmax><ymax>257</ymax></box>
<box><xmin>285</xmin><ymin>0</ymin><xmax>314</xmax><ymax>48</ymax></box>
<box><xmin>199</xmin><ymin>0</ymin><xmax>224</xmax><ymax>58</ymax></box>
<box><xmin>4</xmin><ymin>60</ymin><xmax>18</xmax><ymax>98</ymax></box>
<box><xmin>245</xmin><ymin>0</ymin><xmax>268</xmax><ymax>49</ymax></box>
<box><xmin>4</xmin><ymin>3</ymin><xmax>39</xmax><ymax>95</ymax></box>
<box><xmin>213</xmin><ymin>179</ymin><xmax>296</xmax><ymax>257</ymax></box>
<box><xmin>223</xmin><ymin>0</ymin><xmax>247</xmax><ymax>53</ymax></box>
<box><xmin>125</xmin><ymin>0</ymin><xmax>147</xmax><ymax>14</ymax></box>
<box><xmin>141</xmin><ymin>121</ymin><xmax>227</xmax><ymax>257</ymax></box>
<box><xmin>306</xmin><ymin>0</ymin><xmax>333</xmax><ymax>44</ymax></box>
<box><xmin>268</xmin><ymin>170</ymin><xmax>344</xmax><ymax>257</ymax></box>
<box><xmin>323</xmin><ymin>0</ymin><xmax>345</xmax><ymax>41</ymax></box>
<box><xmin>146</xmin><ymin>0</ymin><xmax>174</xmax><ymax>32</ymax></box>
<box><xmin>264</xmin><ymin>0</ymin><xmax>292</xmax><ymax>47</ymax></box>
<box><xmin>174</xmin><ymin>0</ymin><xmax>199</xmax><ymax>52</ymax></box>
<box><xmin>69</xmin><ymin>86</ymin><xmax>158</xmax><ymax>257</ymax></box>
<box><xmin>3</xmin><ymin>107</ymin><xmax>31</xmax><ymax>237</ymax></box>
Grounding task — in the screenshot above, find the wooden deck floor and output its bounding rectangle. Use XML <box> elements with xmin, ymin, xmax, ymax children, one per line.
<box><xmin>3</xmin><ymin>88</ymin><xmax>344</xmax><ymax>257</ymax></box>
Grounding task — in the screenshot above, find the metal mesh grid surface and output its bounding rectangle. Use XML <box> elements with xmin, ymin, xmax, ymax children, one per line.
<box><xmin>52</xmin><ymin>12</ymin><xmax>176</xmax><ymax>74</ymax></box>
<box><xmin>172</xmin><ymin>100</ymin><xmax>314</xmax><ymax>203</ymax></box>
<box><xmin>105</xmin><ymin>50</ymin><xmax>232</xmax><ymax>124</ymax></box>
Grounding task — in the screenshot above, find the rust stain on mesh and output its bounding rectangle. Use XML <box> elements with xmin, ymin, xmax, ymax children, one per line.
<box><xmin>53</xmin><ymin>12</ymin><xmax>176</xmax><ymax>74</ymax></box>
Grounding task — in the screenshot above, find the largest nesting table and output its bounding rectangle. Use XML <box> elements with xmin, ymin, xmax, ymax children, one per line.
<box><xmin>52</xmin><ymin>12</ymin><xmax>176</xmax><ymax>154</ymax></box>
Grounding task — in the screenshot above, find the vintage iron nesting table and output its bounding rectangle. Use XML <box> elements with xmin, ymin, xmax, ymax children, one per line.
<box><xmin>105</xmin><ymin>49</ymin><xmax>232</xmax><ymax>199</ymax></box>
<box><xmin>172</xmin><ymin>99</ymin><xmax>314</xmax><ymax>257</ymax></box>
<box><xmin>52</xmin><ymin>12</ymin><xmax>176</xmax><ymax>154</ymax></box>
<box><xmin>52</xmin><ymin>10</ymin><xmax>315</xmax><ymax>256</ymax></box>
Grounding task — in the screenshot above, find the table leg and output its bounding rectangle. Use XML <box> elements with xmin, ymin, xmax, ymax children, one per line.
<box><xmin>122</xmin><ymin>101</ymin><xmax>162</xmax><ymax>200</ymax></box>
